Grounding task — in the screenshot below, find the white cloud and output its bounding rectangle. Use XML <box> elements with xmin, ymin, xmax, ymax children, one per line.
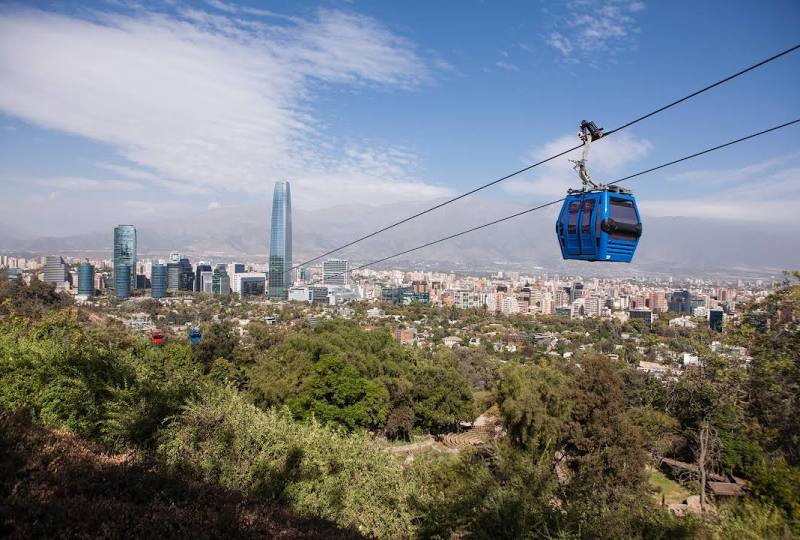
<box><xmin>544</xmin><ymin>0</ymin><xmax>644</xmax><ymax>63</ymax></box>
<box><xmin>545</xmin><ymin>32</ymin><xmax>573</xmax><ymax>57</ymax></box>
<box><xmin>504</xmin><ymin>131</ymin><xmax>652</xmax><ymax>198</ymax></box>
<box><xmin>0</xmin><ymin>5</ymin><xmax>446</xmax><ymax>209</ymax></box>
<box><xmin>94</xmin><ymin>162</ymin><xmax>161</xmax><ymax>182</ymax></box>
<box><xmin>37</xmin><ymin>176</ymin><xmax>144</xmax><ymax>191</ymax></box>
<box><xmin>664</xmin><ymin>155</ymin><xmax>796</xmax><ymax>186</ymax></box>
<box><xmin>203</xmin><ymin>0</ymin><xmax>299</xmax><ymax>21</ymax></box>
<box><xmin>644</xmin><ymin>158</ymin><xmax>800</xmax><ymax>223</ymax></box>
<box><xmin>639</xmin><ymin>198</ymin><xmax>800</xmax><ymax>224</ymax></box>
<box><xmin>628</xmin><ymin>2</ymin><xmax>646</xmax><ymax>13</ymax></box>
<box><xmin>495</xmin><ymin>61</ymin><xmax>520</xmax><ymax>72</ymax></box>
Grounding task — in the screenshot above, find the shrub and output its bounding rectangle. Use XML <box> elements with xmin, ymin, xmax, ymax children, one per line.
<box><xmin>158</xmin><ymin>385</ymin><xmax>416</xmax><ymax>539</ymax></box>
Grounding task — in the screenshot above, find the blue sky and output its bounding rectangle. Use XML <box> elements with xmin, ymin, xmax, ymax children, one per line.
<box><xmin>1</xmin><ymin>0</ymin><xmax>799</xmax><ymax>236</ymax></box>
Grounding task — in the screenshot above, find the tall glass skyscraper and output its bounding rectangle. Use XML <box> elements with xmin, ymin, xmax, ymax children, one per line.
<box><xmin>113</xmin><ymin>225</ymin><xmax>136</xmax><ymax>292</ymax></box>
<box><xmin>268</xmin><ymin>181</ymin><xmax>292</xmax><ymax>299</ymax></box>
<box><xmin>151</xmin><ymin>264</ymin><xmax>167</xmax><ymax>298</ymax></box>
<box><xmin>78</xmin><ymin>260</ymin><xmax>95</xmax><ymax>296</ymax></box>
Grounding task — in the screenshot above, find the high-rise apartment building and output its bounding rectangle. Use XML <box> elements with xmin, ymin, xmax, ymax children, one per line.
<box><xmin>323</xmin><ymin>259</ymin><xmax>349</xmax><ymax>286</ymax></box>
<box><xmin>113</xmin><ymin>225</ymin><xmax>136</xmax><ymax>291</ymax></box>
<box><xmin>268</xmin><ymin>181</ymin><xmax>292</xmax><ymax>299</ymax></box>
<box><xmin>649</xmin><ymin>291</ymin><xmax>668</xmax><ymax>313</ymax></box>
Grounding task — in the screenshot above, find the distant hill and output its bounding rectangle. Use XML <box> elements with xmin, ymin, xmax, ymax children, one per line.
<box><xmin>1</xmin><ymin>198</ymin><xmax>794</xmax><ymax>277</ymax></box>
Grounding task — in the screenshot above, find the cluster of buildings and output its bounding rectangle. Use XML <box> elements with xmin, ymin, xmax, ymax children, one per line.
<box><xmin>368</xmin><ymin>270</ymin><xmax>772</xmax><ymax>332</ymax></box>
<box><xmin>9</xmin><ymin>181</ymin><xmax>359</xmax><ymax>306</ymax></box>
<box><xmin>0</xmin><ymin>180</ymin><xmax>777</xmax><ymax>329</ymax></box>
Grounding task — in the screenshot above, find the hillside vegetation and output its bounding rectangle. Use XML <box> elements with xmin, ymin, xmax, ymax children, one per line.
<box><xmin>1</xmin><ymin>273</ymin><xmax>799</xmax><ymax>538</ymax></box>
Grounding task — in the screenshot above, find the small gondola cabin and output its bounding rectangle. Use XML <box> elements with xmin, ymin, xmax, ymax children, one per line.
<box><xmin>556</xmin><ymin>187</ymin><xmax>642</xmax><ymax>262</ymax></box>
<box><xmin>188</xmin><ymin>327</ymin><xmax>202</xmax><ymax>344</ymax></box>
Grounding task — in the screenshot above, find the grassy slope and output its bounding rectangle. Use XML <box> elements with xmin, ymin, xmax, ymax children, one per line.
<box><xmin>0</xmin><ymin>411</ymin><xmax>363</xmax><ymax>540</ymax></box>
<box><xmin>648</xmin><ymin>467</ymin><xmax>691</xmax><ymax>505</ymax></box>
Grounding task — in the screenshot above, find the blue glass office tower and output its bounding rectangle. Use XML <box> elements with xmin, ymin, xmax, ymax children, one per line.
<box><xmin>268</xmin><ymin>181</ymin><xmax>292</xmax><ymax>299</ymax></box>
<box><xmin>113</xmin><ymin>225</ymin><xmax>136</xmax><ymax>292</ymax></box>
<box><xmin>115</xmin><ymin>265</ymin><xmax>131</xmax><ymax>299</ymax></box>
<box><xmin>78</xmin><ymin>260</ymin><xmax>95</xmax><ymax>296</ymax></box>
<box><xmin>151</xmin><ymin>264</ymin><xmax>167</xmax><ymax>298</ymax></box>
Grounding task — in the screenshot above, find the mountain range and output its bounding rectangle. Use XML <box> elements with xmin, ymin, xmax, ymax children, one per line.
<box><xmin>1</xmin><ymin>198</ymin><xmax>795</xmax><ymax>278</ymax></box>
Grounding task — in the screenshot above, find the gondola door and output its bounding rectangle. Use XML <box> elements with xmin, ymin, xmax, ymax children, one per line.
<box><xmin>577</xmin><ymin>195</ymin><xmax>598</xmax><ymax>259</ymax></box>
<box><xmin>564</xmin><ymin>198</ymin><xmax>581</xmax><ymax>257</ymax></box>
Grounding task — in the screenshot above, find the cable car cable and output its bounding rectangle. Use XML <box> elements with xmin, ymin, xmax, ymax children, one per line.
<box><xmin>311</xmin><ymin>118</ymin><xmax>799</xmax><ymax>277</ymax></box>
<box><xmin>290</xmin><ymin>44</ymin><xmax>800</xmax><ymax>271</ymax></box>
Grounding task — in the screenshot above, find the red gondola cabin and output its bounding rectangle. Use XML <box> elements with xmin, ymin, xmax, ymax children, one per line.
<box><xmin>151</xmin><ymin>329</ymin><xmax>165</xmax><ymax>344</ymax></box>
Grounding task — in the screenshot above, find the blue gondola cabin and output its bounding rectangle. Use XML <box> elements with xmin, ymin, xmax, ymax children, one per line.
<box><xmin>189</xmin><ymin>327</ymin><xmax>202</xmax><ymax>344</ymax></box>
<box><xmin>556</xmin><ymin>187</ymin><xmax>642</xmax><ymax>262</ymax></box>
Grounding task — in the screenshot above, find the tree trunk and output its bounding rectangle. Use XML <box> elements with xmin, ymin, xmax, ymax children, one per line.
<box><xmin>698</xmin><ymin>421</ymin><xmax>709</xmax><ymax>512</ymax></box>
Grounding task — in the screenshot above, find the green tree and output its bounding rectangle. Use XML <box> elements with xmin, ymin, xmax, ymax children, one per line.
<box><xmin>191</xmin><ymin>321</ymin><xmax>238</xmax><ymax>370</ymax></box>
<box><xmin>563</xmin><ymin>355</ymin><xmax>648</xmax><ymax>508</ymax></box>
<box><xmin>412</xmin><ymin>359</ymin><xmax>475</xmax><ymax>432</ymax></box>
<box><xmin>497</xmin><ymin>361</ymin><xmax>571</xmax><ymax>452</ymax></box>
<box><xmin>289</xmin><ymin>354</ymin><xmax>389</xmax><ymax>431</ymax></box>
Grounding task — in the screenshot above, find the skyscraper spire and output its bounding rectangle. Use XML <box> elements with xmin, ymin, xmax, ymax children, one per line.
<box><xmin>268</xmin><ymin>181</ymin><xmax>292</xmax><ymax>299</ymax></box>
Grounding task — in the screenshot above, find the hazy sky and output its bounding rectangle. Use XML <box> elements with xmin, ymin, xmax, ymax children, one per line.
<box><xmin>1</xmin><ymin>0</ymin><xmax>799</xmax><ymax>237</ymax></box>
